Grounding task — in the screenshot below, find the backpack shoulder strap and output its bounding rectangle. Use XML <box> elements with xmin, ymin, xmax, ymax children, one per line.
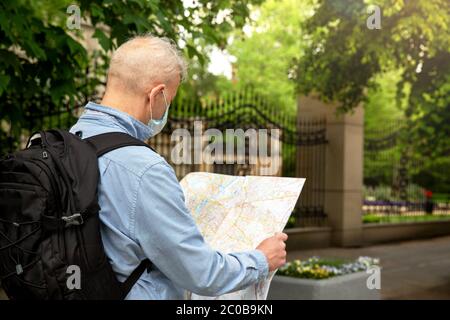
<box><xmin>121</xmin><ymin>259</ymin><xmax>152</xmax><ymax>298</ymax></box>
<box><xmin>85</xmin><ymin>131</ymin><xmax>155</xmax><ymax>157</ymax></box>
<box><xmin>83</xmin><ymin>131</ymin><xmax>155</xmax><ymax>298</ymax></box>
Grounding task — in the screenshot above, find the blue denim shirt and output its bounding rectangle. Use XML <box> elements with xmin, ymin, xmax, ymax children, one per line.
<box><xmin>69</xmin><ymin>102</ymin><xmax>269</xmax><ymax>300</ymax></box>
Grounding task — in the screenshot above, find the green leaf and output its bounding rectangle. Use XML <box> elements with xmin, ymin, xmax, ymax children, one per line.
<box><xmin>90</xmin><ymin>3</ymin><xmax>105</xmax><ymax>20</ymax></box>
<box><xmin>93</xmin><ymin>28</ymin><xmax>111</xmax><ymax>52</ymax></box>
<box><xmin>24</xmin><ymin>41</ymin><xmax>47</xmax><ymax>60</ymax></box>
<box><xmin>0</xmin><ymin>74</ymin><xmax>10</xmax><ymax>95</ymax></box>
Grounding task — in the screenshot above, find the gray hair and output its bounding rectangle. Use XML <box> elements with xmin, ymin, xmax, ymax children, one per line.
<box><xmin>107</xmin><ymin>33</ymin><xmax>188</xmax><ymax>92</ymax></box>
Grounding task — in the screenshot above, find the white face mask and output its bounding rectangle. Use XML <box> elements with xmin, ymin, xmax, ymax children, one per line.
<box><xmin>148</xmin><ymin>90</ymin><xmax>170</xmax><ymax>137</ymax></box>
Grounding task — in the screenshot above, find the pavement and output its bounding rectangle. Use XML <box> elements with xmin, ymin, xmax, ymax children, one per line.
<box><xmin>287</xmin><ymin>235</ymin><xmax>450</xmax><ymax>299</ymax></box>
<box><xmin>1</xmin><ymin>235</ymin><xmax>449</xmax><ymax>300</ymax></box>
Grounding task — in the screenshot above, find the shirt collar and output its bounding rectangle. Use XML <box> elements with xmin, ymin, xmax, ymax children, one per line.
<box><xmin>83</xmin><ymin>101</ymin><xmax>151</xmax><ymax>141</ymax></box>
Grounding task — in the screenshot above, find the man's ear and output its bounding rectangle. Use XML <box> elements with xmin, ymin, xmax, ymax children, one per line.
<box><xmin>147</xmin><ymin>84</ymin><xmax>166</xmax><ymax>101</ymax></box>
<box><xmin>146</xmin><ymin>84</ymin><xmax>166</xmax><ymax>114</ymax></box>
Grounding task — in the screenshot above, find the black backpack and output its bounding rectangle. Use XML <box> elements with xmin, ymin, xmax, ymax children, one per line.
<box><xmin>0</xmin><ymin>129</ymin><xmax>153</xmax><ymax>300</ymax></box>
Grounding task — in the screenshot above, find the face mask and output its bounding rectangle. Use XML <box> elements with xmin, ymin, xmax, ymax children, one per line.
<box><xmin>148</xmin><ymin>90</ymin><xmax>170</xmax><ymax>137</ymax></box>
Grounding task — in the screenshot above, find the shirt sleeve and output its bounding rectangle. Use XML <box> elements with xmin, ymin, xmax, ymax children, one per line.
<box><xmin>132</xmin><ymin>161</ymin><xmax>269</xmax><ymax>296</ymax></box>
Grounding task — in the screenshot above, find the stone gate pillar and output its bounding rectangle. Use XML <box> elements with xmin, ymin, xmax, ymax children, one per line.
<box><xmin>297</xmin><ymin>95</ymin><xmax>364</xmax><ymax>247</ymax></box>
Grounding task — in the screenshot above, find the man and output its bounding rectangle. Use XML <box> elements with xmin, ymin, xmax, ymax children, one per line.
<box><xmin>70</xmin><ymin>34</ymin><xmax>288</xmax><ymax>299</ymax></box>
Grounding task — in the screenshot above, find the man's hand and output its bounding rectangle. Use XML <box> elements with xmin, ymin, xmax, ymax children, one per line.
<box><xmin>256</xmin><ymin>232</ymin><xmax>288</xmax><ymax>272</ymax></box>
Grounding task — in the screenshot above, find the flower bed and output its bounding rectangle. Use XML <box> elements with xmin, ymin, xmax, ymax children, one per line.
<box><xmin>276</xmin><ymin>256</ymin><xmax>379</xmax><ymax>279</ymax></box>
<box><xmin>268</xmin><ymin>256</ymin><xmax>381</xmax><ymax>300</ymax></box>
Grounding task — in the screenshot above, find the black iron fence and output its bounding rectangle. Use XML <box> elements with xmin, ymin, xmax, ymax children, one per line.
<box><xmin>3</xmin><ymin>89</ymin><xmax>328</xmax><ymax>227</ymax></box>
<box><xmin>363</xmin><ymin>120</ymin><xmax>450</xmax><ymax>222</ymax></box>
<box><xmin>152</xmin><ymin>89</ymin><xmax>328</xmax><ymax>227</ymax></box>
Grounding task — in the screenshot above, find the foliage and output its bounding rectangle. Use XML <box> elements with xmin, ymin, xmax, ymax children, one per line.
<box><xmin>226</xmin><ymin>0</ymin><xmax>315</xmax><ymax>112</ymax></box>
<box><xmin>294</xmin><ymin>0</ymin><xmax>450</xmax><ymax>159</ymax></box>
<box><xmin>364</xmin><ymin>70</ymin><xmax>406</xmax><ymax>131</ymax></box>
<box><xmin>0</xmin><ymin>0</ymin><xmax>89</xmax><ymax>152</ymax></box>
<box><xmin>363</xmin><ymin>213</ymin><xmax>450</xmax><ymax>224</ymax></box>
<box><xmin>0</xmin><ymin>0</ymin><xmax>263</xmax><ymax>153</ymax></box>
<box><xmin>363</xmin><ymin>184</ymin><xmax>425</xmax><ymax>202</ymax></box>
<box><xmin>177</xmin><ymin>0</ymin><xmax>315</xmax><ymax>112</ymax></box>
<box><xmin>412</xmin><ymin>157</ymin><xmax>450</xmax><ymax>193</ymax></box>
<box><xmin>176</xmin><ymin>56</ymin><xmax>235</xmax><ymax>103</ymax></box>
<box><xmin>364</xmin><ymin>146</ymin><xmax>401</xmax><ymax>187</ymax></box>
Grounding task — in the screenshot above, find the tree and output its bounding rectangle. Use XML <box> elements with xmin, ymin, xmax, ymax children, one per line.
<box><xmin>0</xmin><ymin>0</ymin><xmax>263</xmax><ymax>153</ymax></box>
<box><xmin>294</xmin><ymin>0</ymin><xmax>450</xmax><ymax>108</ymax></box>
<box><xmin>226</xmin><ymin>0</ymin><xmax>314</xmax><ymax>112</ymax></box>
<box><xmin>293</xmin><ymin>0</ymin><xmax>450</xmax><ymax>161</ymax></box>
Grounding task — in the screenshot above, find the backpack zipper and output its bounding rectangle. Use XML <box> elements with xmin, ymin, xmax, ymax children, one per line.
<box><xmin>34</xmin><ymin>150</ymin><xmax>90</xmax><ymax>269</ymax></box>
<box><xmin>27</xmin><ymin>158</ymin><xmax>67</xmax><ymax>263</ymax></box>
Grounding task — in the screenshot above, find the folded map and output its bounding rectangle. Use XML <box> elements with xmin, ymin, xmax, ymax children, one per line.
<box><xmin>179</xmin><ymin>172</ymin><xmax>305</xmax><ymax>300</ymax></box>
